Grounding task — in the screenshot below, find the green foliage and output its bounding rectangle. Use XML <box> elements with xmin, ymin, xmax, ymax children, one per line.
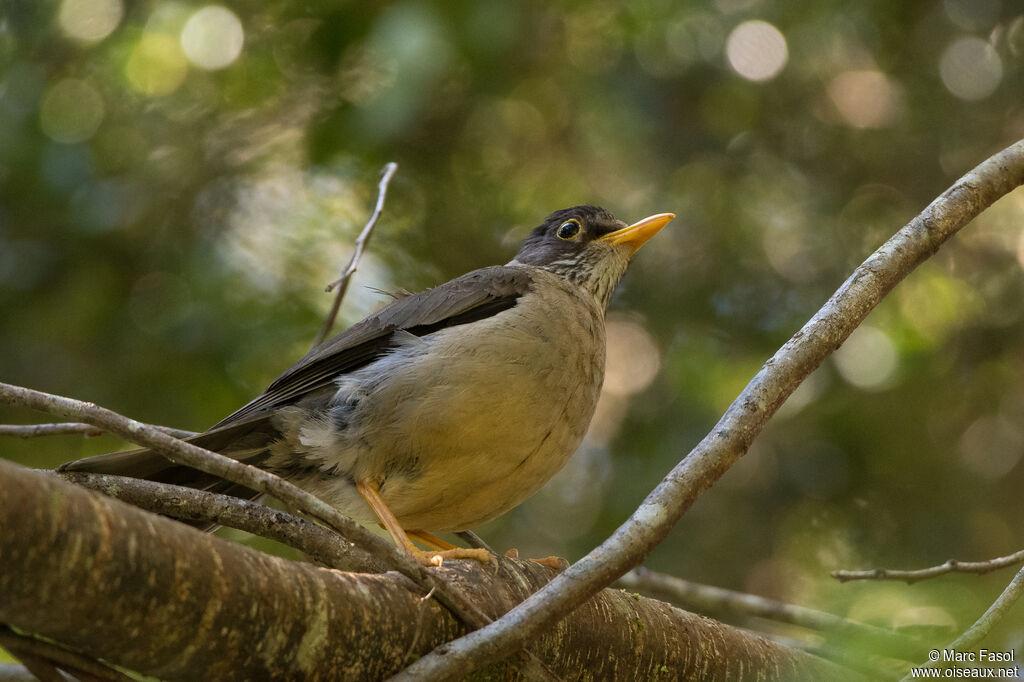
<box><xmin>2</xmin><ymin>0</ymin><xmax>1023</xmax><ymax>659</ymax></box>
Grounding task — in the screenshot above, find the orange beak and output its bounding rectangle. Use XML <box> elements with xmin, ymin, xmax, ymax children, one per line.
<box><xmin>597</xmin><ymin>213</ymin><xmax>675</xmax><ymax>256</ymax></box>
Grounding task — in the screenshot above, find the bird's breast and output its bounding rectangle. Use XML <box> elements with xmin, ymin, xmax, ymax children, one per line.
<box><xmin>333</xmin><ymin>272</ymin><xmax>608</xmax><ymax>530</ymax></box>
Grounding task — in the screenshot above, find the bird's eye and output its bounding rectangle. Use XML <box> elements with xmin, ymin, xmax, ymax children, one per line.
<box><xmin>557</xmin><ymin>219</ymin><xmax>582</xmax><ymax>240</ymax></box>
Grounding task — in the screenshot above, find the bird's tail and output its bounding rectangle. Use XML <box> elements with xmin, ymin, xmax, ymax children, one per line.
<box><xmin>58</xmin><ymin>416</ymin><xmax>277</xmax><ymax>525</ymax></box>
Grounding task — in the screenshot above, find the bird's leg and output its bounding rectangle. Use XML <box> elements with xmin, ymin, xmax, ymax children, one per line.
<box><xmin>355</xmin><ymin>480</ymin><xmax>492</xmax><ymax>566</ymax></box>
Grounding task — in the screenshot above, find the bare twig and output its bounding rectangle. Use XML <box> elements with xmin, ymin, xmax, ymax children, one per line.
<box><xmin>0</xmin><ymin>624</ymin><xmax>132</xmax><ymax>682</ymax></box>
<box><xmin>833</xmin><ymin>548</ymin><xmax>1024</xmax><ymax>584</ymax></box>
<box><xmin>899</xmin><ymin>563</ymin><xmax>1024</xmax><ymax>681</ymax></box>
<box><xmin>456</xmin><ymin>530</ymin><xmax>497</xmax><ymax>553</ymax></box>
<box><xmin>390</xmin><ymin>140</ymin><xmax>1024</xmax><ymax>681</ymax></box>
<box><xmin>312</xmin><ymin>161</ymin><xmax>399</xmax><ymax>348</ymax></box>
<box><xmin>56</xmin><ymin>471</ymin><xmax>389</xmax><ymax>573</ymax></box>
<box><xmin>0</xmin><ymin>422</ymin><xmax>104</xmax><ymax>438</ymax></box>
<box><xmin>0</xmin><ymin>422</ymin><xmax>196</xmax><ymax>439</ymax></box>
<box><xmin>618</xmin><ymin>567</ymin><xmax>927</xmax><ymax>661</ymax></box>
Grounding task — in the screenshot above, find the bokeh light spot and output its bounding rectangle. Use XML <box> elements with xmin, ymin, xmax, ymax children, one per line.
<box><xmin>833</xmin><ymin>325</ymin><xmax>898</xmax><ymax>391</ymax></box>
<box><xmin>848</xmin><ymin>585</ymin><xmax>913</xmax><ymax>626</ymax></box>
<box><xmin>726</xmin><ymin>20</ymin><xmax>788</xmax><ymax>82</ymax></box>
<box><xmin>893</xmin><ymin>606</ymin><xmax>956</xmax><ymax>631</ymax></box>
<box><xmin>39</xmin><ymin>78</ymin><xmax>105</xmax><ymax>144</ymax></box>
<box><xmin>827</xmin><ymin>70</ymin><xmax>903</xmax><ymax>129</ymax></box>
<box><xmin>939</xmin><ymin>37</ymin><xmax>1002</xmax><ymax>101</ymax></box>
<box><xmin>896</xmin><ymin>269</ymin><xmax>976</xmax><ymax>344</ymax></box>
<box><xmin>943</xmin><ymin>0</ymin><xmax>1000</xmax><ymax>31</ymax></box>
<box><xmin>603</xmin><ymin>317</ymin><xmax>661</xmax><ymax>397</ymax></box>
<box><xmin>181</xmin><ymin>6</ymin><xmax>245</xmax><ymax>70</ymax></box>
<box><xmin>958</xmin><ymin>416</ymin><xmax>1024</xmax><ymax>479</ymax></box>
<box><xmin>126</xmin><ymin>33</ymin><xmax>189</xmax><ymax>96</ymax></box>
<box><xmin>58</xmin><ymin>0</ymin><xmax>124</xmax><ymax>43</ymax></box>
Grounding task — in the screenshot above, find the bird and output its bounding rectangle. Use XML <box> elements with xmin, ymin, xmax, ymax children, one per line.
<box><xmin>60</xmin><ymin>206</ymin><xmax>674</xmax><ymax>566</ymax></box>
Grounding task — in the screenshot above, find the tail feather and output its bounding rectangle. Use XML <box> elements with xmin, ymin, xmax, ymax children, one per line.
<box><xmin>58</xmin><ymin>416</ymin><xmax>278</xmax><ymax>509</ymax></box>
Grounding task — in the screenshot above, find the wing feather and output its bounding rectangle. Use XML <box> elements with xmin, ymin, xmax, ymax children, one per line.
<box><xmin>212</xmin><ymin>266</ymin><xmax>534</xmax><ymax>427</ymax></box>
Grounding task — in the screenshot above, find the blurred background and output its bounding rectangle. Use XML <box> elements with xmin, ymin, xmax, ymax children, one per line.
<box><xmin>2</xmin><ymin>0</ymin><xmax>1023</xmax><ymax>664</ymax></box>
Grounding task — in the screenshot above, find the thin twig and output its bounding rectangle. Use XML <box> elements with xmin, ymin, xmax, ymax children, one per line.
<box><xmin>312</xmin><ymin>161</ymin><xmax>399</xmax><ymax>348</ymax></box>
<box><xmin>0</xmin><ymin>422</ymin><xmax>196</xmax><ymax>439</ymax></box>
<box><xmin>389</xmin><ymin>140</ymin><xmax>1024</xmax><ymax>681</ymax></box>
<box><xmin>618</xmin><ymin>567</ymin><xmax>927</xmax><ymax>661</ymax></box>
<box><xmin>899</xmin><ymin>563</ymin><xmax>1024</xmax><ymax>681</ymax></box>
<box><xmin>456</xmin><ymin>530</ymin><xmax>497</xmax><ymax>553</ymax></box>
<box><xmin>833</xmin><ymin>548</ymin><xmax>1024</xmax><ymax>584</ymax></box>
<box><xmin>56</xmin><ymin>471</ymin><xmax>389</xmax><ymax>573</ymax></box>
<box><xmin>0</xmin><ymin>422</ymin><xmax>104</xmax><ymax>438</ymax></box>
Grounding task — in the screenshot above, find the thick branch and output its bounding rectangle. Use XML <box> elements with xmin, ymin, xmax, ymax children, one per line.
<box><xmin>395</xmin><ymin>139</ymin><xmax>1024</xmax><ymax>680</ymax></box>
<box><xmin>0</xmin><ymin>459</ymin><xmax>861</xmax><ymax>681</ymax></box>
<box><xmin>833</xmin><ymin>548</ymin><xmax>1024</xmax><ymax>584</ymax></box>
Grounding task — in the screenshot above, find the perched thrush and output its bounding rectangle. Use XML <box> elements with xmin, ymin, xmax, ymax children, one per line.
<box><xmin>62</xmin><ymin>206</ymin><xmax>674</xmax><ymax>565</ymax></box>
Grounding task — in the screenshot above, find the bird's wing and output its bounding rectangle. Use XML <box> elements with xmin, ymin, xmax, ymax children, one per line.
<box><xmin>212</xmin><ymin>265</ymin><xmax>535</xmax><ymax>428</ymax></box>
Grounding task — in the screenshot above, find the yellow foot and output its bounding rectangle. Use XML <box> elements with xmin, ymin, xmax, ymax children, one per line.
<box><xmin>412</xmin><ymin>547</ymin><xmax>494</xmax><ymax>567</ymax></box>
<box><xmin>503</xmin><ymin>549</ymin><xmax>569</xmax><ymax>571</ymax></box>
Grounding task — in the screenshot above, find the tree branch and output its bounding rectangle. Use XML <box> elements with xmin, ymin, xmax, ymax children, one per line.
<box><xmin>0</xmin><ymin>422</ymin><xmax>104</xmax><ymax>438</ymax></box>
<box><xmin>0</xmin><ymin>459</ymin><xmax>864</xmax><ymax>681</ymax></box>
<box><xmin>55</xmin><ymin>471</ymin><xmax>389</xmax><ymax>573</ymax></box>
<box><xmin>899</xmin><ymin>563</ymin><xmax>1024</xmax><ymax>681</ymax></box>
<box><xmin>618</xmin><ymin>567</ymin><xmax>927</xmax><ymax>661</ymax></box>
<box><xmin>0</xmin><ymin>423</ymin><xmax>195</xmax><ymax>439</ymax></box>
<box><xmin>832</xmin><ymin>548</ymin><xmax>1024</xmax><ymax>584</ymax></box>
<box><xmin>0</xmin><ymin>382</ymin><xmax>492</xmax><ymax>636</ymax></box>
<box><xmin>392</xmin><ymin>139</ymin><xmax>1024</xmax><ymax>680</ymax></box>
<box><xmin>313</xmin><ymin>161</ymin><xmax>399</xmax><ymax>348</ymax></box>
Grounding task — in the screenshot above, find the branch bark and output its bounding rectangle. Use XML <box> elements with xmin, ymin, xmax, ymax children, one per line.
<box><xmin>0</xmin><ymin>423</ymin><xmax>195</xmax><ymax>439</ymax></box>
<box><xmin>56</xmin><ymin>471</ymin><xmax>389</xmax><ymax>573</ymax></box>
<box><xmin>393</xmin><ymin>139</ymin><xmax>1024</xmax><ymax>680</ymax></box>
<box><xmin>0</xmin><ymin>459</ymin><xmax>862</xmax><ymax>681</ymax></box>
<box><xmin>833</xmin><ymin>548</ymin><xmax>1024</xmax><ymax>583</ymax></box>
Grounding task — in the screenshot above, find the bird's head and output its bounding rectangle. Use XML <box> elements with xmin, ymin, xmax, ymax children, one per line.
<box><xmin>511</xmin><ymin>205</ymin><xmax>674</xmax><ymax>308</ymax></box>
